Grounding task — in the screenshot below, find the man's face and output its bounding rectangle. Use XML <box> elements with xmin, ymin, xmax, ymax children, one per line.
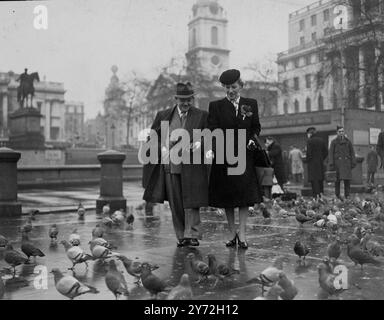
<box><xmin>337</xmin><ymin>128</ymin><xmax>345</xmax><ymax>138</ymax></box>
<box><xmin>176</xmin><ymin>96</ymin><xmax>194</xmax><ymax>112</ymax></box>
<box><xmin>224</xmin><ymin>81</ymin><xmax>242</xmax><ymax>101</ymax></box>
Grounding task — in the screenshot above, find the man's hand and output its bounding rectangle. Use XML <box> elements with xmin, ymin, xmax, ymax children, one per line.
<box><xmin>247</xmin><ymin>140</ymin><xmax>257</xmax><ymax>150</ymax></box>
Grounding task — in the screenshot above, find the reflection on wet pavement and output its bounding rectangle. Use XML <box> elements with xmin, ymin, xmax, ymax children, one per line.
<box><xmin>1</xmin><ymin>203</ymin><xmax>384</xmax><ymax>300</ymax></box>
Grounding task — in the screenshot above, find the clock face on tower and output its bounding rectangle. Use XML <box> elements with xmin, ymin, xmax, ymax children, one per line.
<box><xmin>211</xmin><ymin>55</ymin><xmax>220</xmax><ymax>66</ymax></box>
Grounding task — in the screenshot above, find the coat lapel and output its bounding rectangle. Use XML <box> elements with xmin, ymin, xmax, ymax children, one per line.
<box><xmin>184</xmin><ymin>107</ymin><xmax>199</xmax><ymax>140</ymax></box>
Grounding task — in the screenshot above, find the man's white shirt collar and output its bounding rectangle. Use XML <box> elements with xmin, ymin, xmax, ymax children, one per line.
<box><xmin>177</xmin><ymin>107</ymin><xmax>188</xmax><ymax>117</ymax></box>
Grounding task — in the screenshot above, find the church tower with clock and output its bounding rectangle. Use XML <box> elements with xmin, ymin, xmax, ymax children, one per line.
<box><xmin>186</xmin><ymin>0</ymin><xmax>230</xmax><ymax>79</ymax></box>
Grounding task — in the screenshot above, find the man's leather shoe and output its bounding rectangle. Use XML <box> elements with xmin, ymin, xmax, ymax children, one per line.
<box><xmin>177</xmin><ymin>239</ymin><xmax>187</xmax><ymax>247</ymax></box>
<box><xmin>188</xmin><ymin>238</ymin><xmax>199</xmax><ymax>246</ymax></box>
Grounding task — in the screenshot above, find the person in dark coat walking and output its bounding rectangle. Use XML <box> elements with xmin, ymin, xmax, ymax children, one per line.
<box><xmin>306</xmin><ymin>127</ymin><xmax>328</xmax><ymax>198</ymax></box>
<box><xmin>207</xmin><ymin>69</ymin><xmax>262</xmax><ymax>250</ymax></box>
<box><xmin>366</xmin><ymin>145</ymin><xmax>379</xmax><ymax>185</ymax></box>
<box><xmin>328</xmin><ymin>126</ymin><xmax>356</xmax><ymax>199</ymax></box>
<box><xmin>377</xmin><ymin>130</ymin><xmax>384</xmax><ymax>170</ymax></box>
<box><xmin>265</xmin><ymin>137</ymin><xmax>287</xmax><ymax>190</ymax></box>
<box><xmin>141</xmin><ymin>82</ymin><xmax>209</xmax><ymax>247</ymax></box>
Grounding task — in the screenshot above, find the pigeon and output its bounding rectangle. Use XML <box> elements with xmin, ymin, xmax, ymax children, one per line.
<box><xmin>77</xmin><ymin>203</ymin><xmax>86</xmax><ymax>219</ymax></box>
<box><xmin>140</xmin><ymin>262</ymin><xmax>170</xmax><ymax>298</ymax></box>
<box><xmin>61</xmin><ymin>240</ymin><xmax>93</xmax><ymax>270</ymax></box>
<box><xmin>360</xmin><ymin>231</ymin><xmax>384</xmax><ymax>256</ymax></box>
<box><xmin>293</xmin><ymin>241</ymin><xmax>310</xmax><ymax>262</ymax></box>
<box><xmin>28</xmin><ymin>209</ymin><xmax>39</xmax><ymax>221</ymax></box>
<box><xmin>118</xmin><ymin>255</ymin><xmax>159</xmax><ymax>285</ymax></box>
<box><xmin>49</xmin><ymin>224</ymin><xmax>59</xmax><ymax>243</ymax></box>
<box><xmin>4</xmin><ymin>244</ymin><xmax>28</xmax><ymax>278</ymax></box>
<box><xmin>111</xmin><ymin>210</ymin><xmax>125</xmax><ymax>225</ymax></box>
<box><xmin>327</xmin><ymin>236</ymin><xmax>342</xmax><ymax>261</ymax></box>
<box><xmin>317</xmin><ymin>259</ymin><xmax>344</xmax><ymax>297</ymax></box>
<box><xmin>347</xmin><ymin>235</ymin><xmax>381</xmax><ymax>270</ymax></box>
<box><xmin>0</xmin><ymin>234</ymin><xmax>8</xmax><ymax>248</ymax></box>
<box><xmin>102</xmin><ymin>204</ymin><xmax>110</xmax><ymax>216</ymax></box>
<box><xmin>247</xmin><ymin>256</ymin><xmax>284</xmax><ymax>295</ymax></box>
<box><xmin>69</xmin><ymin>229</ymin><xmax>81</xmax><ymax>246</ymax></box>
<box><xmin>207</xmin><ymin>254</ymin><xmax>239</xmax><ymax>287</ymax></box>
<box><xmin>186</xmin><ymin>253</ymin><xmax>210</xmax><ymax>283</ymax></box>
<box><xmin>92</xmin><ymin>224</ymin><xmax>104</xmax><ymax>238</ymax></box>
<box><xmin>295</xmin><ymin>209</ymin><xmax>313</xmax><ymax>226</ymax></box>
<box><xmin>20</xmin><ymin>217</ymin><xmax>33</xmax><ymax>233</ymax></box>
<box><xmin>90</xmin><ymin>237</ymin><xmax>116</xmax><ymax>250</ymax></box>
<box><xmin>166</xmin><ymin>274</ymin><xmax>193</xmax><ymax>300</ymax></box>
<box><xmin>21</xmin><ymin>232</ymin><xmax>45</xmax><ymax>263</ymax></box>
<box><xmin>105</xmin><ymin>260</ymin><xmax>129</xmax><ymax>299</ymax></box>
<box><xmin>254</xmin><ymin>285</ymin><xmax>284</xmax><ymax>300</ymax></box>
<box><xmin>89</xmin><ymin>240</ymin><xmax>119</xmax><ymax>260</ymax></box>
<box><xmin>277</xmin><ymin>272</ymin><xmax>298</xmax><ymax>300</ymax></box>
<box><xmin>126</xmin><ymin>210</ymin><xmax>135</xmax><ymax>226</ymax></box>
<box><xmin>51</xmin><ymin>268</ymin><xmax>99</xmax><ymax>300</ymax></box>
<box><xmin>0</xmin><ymin>275</ymin><xmax>4</xmax><ymax>299</ymax></box>
<box><xmin>260</xmin><ymin>203</ymin><xmax>271</xmax><ymax>219</ymax></box>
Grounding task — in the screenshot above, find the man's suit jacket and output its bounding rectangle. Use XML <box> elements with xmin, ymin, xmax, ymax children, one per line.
<box><xmin>142</xmin><ymin>105</ymin><xmax>209</xmax><ymax>208</ymax></box>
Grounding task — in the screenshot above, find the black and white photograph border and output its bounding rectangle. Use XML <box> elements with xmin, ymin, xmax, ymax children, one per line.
<box><xmin>0</xmin><ymin>0</ymin><xmax>384</xmax><ymax>302</ymax></box>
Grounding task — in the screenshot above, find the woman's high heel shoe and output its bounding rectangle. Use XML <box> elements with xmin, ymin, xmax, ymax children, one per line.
<box><xmin>225</xmin><ymin>234</ymin><xmax>238</xmax><ymax>247</ymax></box>
<box><xmin>237</xmin><ymin>234</ymin><xmax>248</xmax><ymax>250</ymax></box>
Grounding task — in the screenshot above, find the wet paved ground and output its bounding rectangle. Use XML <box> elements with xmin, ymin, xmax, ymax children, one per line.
<box><xmin>1</xmin><ymin>182</ymin><xmax>384</xmax><ymax>300</ymax></box>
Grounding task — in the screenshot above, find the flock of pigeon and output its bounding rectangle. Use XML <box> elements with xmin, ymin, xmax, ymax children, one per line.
<box><xmin>1</xmin><ymin>192</ymin><xmax>384</xmax><ymax>300</ymax></box>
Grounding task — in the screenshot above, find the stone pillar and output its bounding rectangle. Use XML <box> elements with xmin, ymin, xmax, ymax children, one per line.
<box><xmin>96</xmin><ymin>150</ymin><xmax>126</xmax><ymax>214</ymax></box>
<box><xmin>351</xmin><ymin>156</ymin><xmax>365</xmax><ymax>193</ymax></box>
<box><xmin>359</xmin><ymin>46</ymin><xmax>366</xmax><ymax>109</ymax></box>
<box><xmin>45</xmin><ymin>100</ymin><xmax>51</xmax><ymax>141</ymax></box>
<box><xmin>0</xmin><ymin>147</ymin><xmax>21</xmax><ymax>217</ymax></box>
<box><xmin>2</xmin><ymin>94</ymin><xmax>8</xmax><ymax>129</ymax></box>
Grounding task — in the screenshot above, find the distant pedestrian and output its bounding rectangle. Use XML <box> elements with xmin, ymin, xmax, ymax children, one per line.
<box><xmin>376</xmin><ymin>130</ymin><xmax>384</xmax><ymax>170</ymax></box>
<box><xmin>329</xmin><ymin>126</ymin><xmax>356</xmax><ymax>200</ymax></box>
<box><xmin>288</xmin><ymin>145</ymin><xmax>304</xmax><ymax>183</ymax></box>
<box><xmin>306</xmin><ymin>127</ymin><xmax>328</xmax><ymax>198</ymax></box>
<box><xmin>366</xmin><ymin>145</ymin><xmax>379</xmax><ymax>185</ymax></box>
<box><xmin>282</xmin><ymin>150</ymin><xmax>291</xmax><ymax>182</ymax></box>
<box><xmin>265</xmin><ymin>137</ymin><xmax>287</xmax><ymax>191</ymax></box>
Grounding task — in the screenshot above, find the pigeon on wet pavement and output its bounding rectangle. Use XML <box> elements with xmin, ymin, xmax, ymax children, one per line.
<box><xmin>207</xmin><ymin>254</ymin><xmax>239</xmax><ymax>287</ymax></box>
<box><xmin>60</xmin><ymin>240</ymin><xmax>93</xmax><ymax>270</ymax></box>
<box><xmin>69</xmin><ymin>229</ymin><xmax>81</xmax><ymax>246</ymax></box>
<box><xmin>254</xmin><ymin>285</ymin><xmax>284</xmax><ymax>300</ymax></box>
<box><xmin>49</xmin><ymin>224</ymin><xmax>58</xmax><ymax>243</ymax></box>
<box><xmin>77</xmin><ymin>203</ymin><xmax>86</xmax><ymax>219</ymax></box>
<box><xmin>21</xmin><ymin>232</ymin><xmax>45</xmax><ymax>263</ymax></box>
<box><xmin>277</xmin><ymin>272</ymin><xmax>298</xmax><ymax>300</ymax></box>
<box><xmin>92</xmin><ymin>224</ymin><xmax>104</xmax><ymax>238</ymax></box>
<box><xmin>317</xmin><ymin>258</ymin><xmax>345</xmax><ymax>298</ymax></box>
<box><xmin>186</xmin><ymin>253</ymin><xmax>210</xmax><ymax>284</ymax></box>
<box><xmin>4</xmin><ymin>244</ymin><xmax>28</xmax><ymax>278</ymax></box>
<box><xmin>20</xmin><ymin>217</ymin><xmax>33</xmax><ymax>234</ymax></box>
<box><xmin>347</xmin><ymin>234</ymin><xmax>381</xmax><ymax>270</ymax></box>
<box><xmin>327</xmin><ymin>236</ymin><xmax>342</xmax><ymax>261</ymax></box>
<box><xmin>166</xmin><ymin>274</ymin><xmax>193</xmax><ymax>300</ymax></box>
<box><xmin>294</xmin><ymin>241</ymin><xmax>310</xmax><ymax>263</ymax></box>
<box><xmin>51</xmin><ymin>268</ymin><xmax>99</xmax><ymax>300</ymax></box>
<box><xmin>140</xmin><ymin>262</ymin><xmax>170</xmax><ymax>299</ymax></box>
<box><xmin>105</xmin><ymin>260</ymin><xmax>129</xmax><ymax>299</ymax></box>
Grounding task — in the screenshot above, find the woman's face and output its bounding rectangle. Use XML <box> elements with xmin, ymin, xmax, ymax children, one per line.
<box><xmin>224</xmin><ymin>81</ymin><xmax>242</xmax><ymax>101</ymax></box>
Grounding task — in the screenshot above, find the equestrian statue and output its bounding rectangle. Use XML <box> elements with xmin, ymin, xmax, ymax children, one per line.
<box><xmin>16</xmin><ymin>68</ymin><xmax>40</xmax><ymax>108</ymax></box>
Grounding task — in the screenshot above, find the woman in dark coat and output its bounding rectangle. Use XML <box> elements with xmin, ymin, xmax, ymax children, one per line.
<box><xmin>265</xmin><ymin>137</ymin><xmax>287</xmax><ymax>190</ymax></box>
<box><xmin>207</xmin><ymin>69</ymin><xmax>262</xmax><ymax>249</ymax></box>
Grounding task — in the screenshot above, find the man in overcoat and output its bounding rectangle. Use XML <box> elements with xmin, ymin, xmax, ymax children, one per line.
<box><xmin>207</xmin><ymin>69</ymin><xmax>262</xmax><ymax>249</ymax></box>
<box><xmin>265</xmin><ymin>137</ymin><xmax>287</xmax><ymax>190</ymax></box>
<box><xmin>141</xmin><ymin>82</ymin><xmax>209</xmax><ymax>247</ymax></box>
<box><xmin>328</xmin><ymin>126</ymin><xmax>356</xmax><ymax>199</ymax></box>
<box><xmin>306</xmin><ymin>127</ymin><xmax>328</xmax><ymax>198</ymax></box>
<box><xmin>377</xmin><ymin>130</ymin><xmax>384</xmax><ymax>170</ymax></box>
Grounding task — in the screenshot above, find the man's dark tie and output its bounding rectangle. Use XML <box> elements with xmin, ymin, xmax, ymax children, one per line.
<box><xmin>180</xmin><ymin>111</ymin><xmax>187</xmax><ymax>128</ymax></box>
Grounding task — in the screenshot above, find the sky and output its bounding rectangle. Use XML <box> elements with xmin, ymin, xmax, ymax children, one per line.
<box><xmin>0</xmin><ymin>0</ymin><xmax>312</xmax><ymax>119</ymax></box>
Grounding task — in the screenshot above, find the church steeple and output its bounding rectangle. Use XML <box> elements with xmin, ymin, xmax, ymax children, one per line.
<box><xmin>186</xmin><ymin>0</ymin><xmax>230</xmax><ymax>78</ymax></box>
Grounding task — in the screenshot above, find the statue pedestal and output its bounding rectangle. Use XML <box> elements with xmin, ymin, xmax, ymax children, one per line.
<box><xmin>8</xmin><ymin>108</ymin><xmax>45</xmax><ymax>150</ymax></box>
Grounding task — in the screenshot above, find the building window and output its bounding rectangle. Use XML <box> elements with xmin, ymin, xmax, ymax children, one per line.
<box><xmin>332</xmin><ymin>93</ymin><xmax>338</xmax><ymax>109</ymax></box>
<box><xmin>306</xmin><ymin>98</ymin><xmax>311</xmax><ymax>112</ymax></box>
<box><xmin>300</xmin><ymin>36</ymin><xmax>305</xmax><ymax>45</ymax></box>
<box><xmin>37</xmin><ymin>101</ymin><xmax>42</xmax><ymax>113</ymax></box>
<box><xmin>305</xmin><ymin>55</ymin><xmax>311</xmax><ymax>65</ymax></box>
<box><xmin>294</xmin><ymin>100</ymin><xmax>300</xmax><ymax>113</ymax></box>
<box><xmin>211</xmin><ymin>26</ymin><xmax>218</xmax><ymax>45</ymax></box>
<box><xmin>311</xmin><ymin>32</ymin><xmax>317</xmax><ymax>41</ymax></box>
<box><xmin>311</xmin><ymin>14</ymin><xmax>317</xmax><ymax>26</ymax></box>
<box><xmin>283</xmin><ymin>101</ymin><xmax>288</xmax><ymax>114</ymax></box>
<box><xmin>282</xmin><ymin>80</ymin><xmax>289</xmax><ymax>94</ymax></box>
<box><xmin>318</xmin><ymin>94</ymin><xmax>324</xmax><ymax>110</ymax></box>
<box><xmin>318</xmin><ymin>51</ymin><xmax>325</xmax><ymax>62</ymax></box>
<box><xmin>299</xmin><ymin>19</ymin><xmax>305</xmax><ymax>31</ymax></box>
<box><xmin>305</xmin><ymin>74</ymin><xmax>311</xmax><ymax>88</ymax></box>
<box><xmin>294</xmin><ymin>58</ymin><xmax>300</xmax><ymax>68</ymax></box>
<box><xmin>323</xmin><ymin>9</ymin><xmax>330</xmax><ymax>21</ymax></box>
<box><xmin>294</xmin><ymin>77</ymin><xmax>300</xmax><ymax>90</ymax></box>
<box><xmin>317</xmin><ymin>71</ymin><xmax>324</xmax><ymax>87</ymax></box>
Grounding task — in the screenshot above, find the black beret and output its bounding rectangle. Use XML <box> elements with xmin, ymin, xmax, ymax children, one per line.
<box><xmin>219</xmin><ymin>69</ymin><xmax>240</xmax><ymax>85</ymax></box>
